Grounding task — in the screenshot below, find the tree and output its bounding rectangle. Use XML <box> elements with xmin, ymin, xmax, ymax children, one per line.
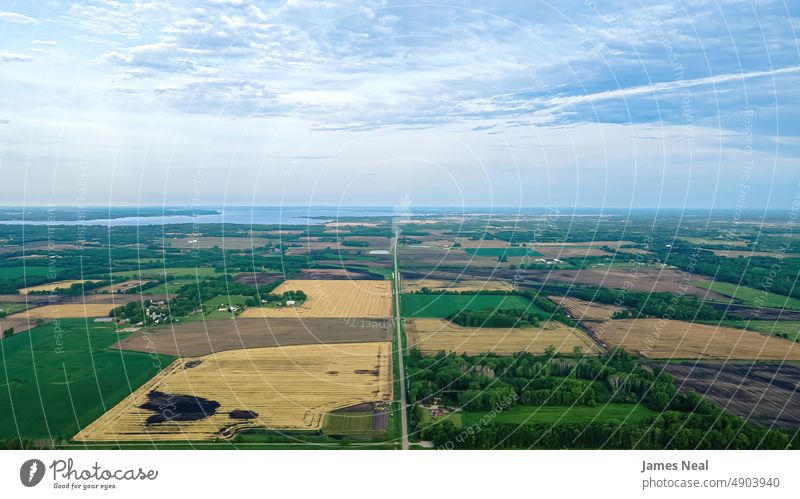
<box><xmin>2</xmin><ymin>327</ymin><xmax>14</xmax><ymax>339</ymax></box>
<box><xmin>545</xmin><ymin>344</ymin><xmax>557</xmax><ymax>357</ymax></box>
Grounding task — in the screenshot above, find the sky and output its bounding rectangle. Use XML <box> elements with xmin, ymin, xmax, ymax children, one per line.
<box><xmin>0</xmin><ymin>0</ymin><xmax>799</xmax><ymax>210</ymax></box>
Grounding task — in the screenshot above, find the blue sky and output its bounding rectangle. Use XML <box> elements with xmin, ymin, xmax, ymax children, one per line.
<box><xmin>0</xmin><ymin>0</ymin><xmax>798</xmax><ymax>209</ymax></box>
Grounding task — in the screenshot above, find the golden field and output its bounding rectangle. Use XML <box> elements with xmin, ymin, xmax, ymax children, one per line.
<box><xmin>19</xmin><ymin>279</ymin><xmax>102</xmax><ymax>294</ymax></box>
<box><xmin>239</xmin><ymin>279</ymin><xmax>392</xmax><ymax>318</ymax></box>
<box><xmin>74</xmin><ymin>342</ymin><xmax>393</xmax><ymax>441</ymax></box>
<box><xmin>590</xmin><ymin>319</ymin><xmax>800</xmax><ymax>360</ymax></box>
<box><xmin>7</xmin><ymin>303</ymin><xmax>116</xmax><ymax>319</ymax></box>
<box><xmin>549</xmin><ymin>296</ymin><xmax>623</xmax><ymax>321</ymax></box>
<box><xmin>406</xmin><ymin>319</ymin><xmax>600</xmax><ymax>355</ymax></box>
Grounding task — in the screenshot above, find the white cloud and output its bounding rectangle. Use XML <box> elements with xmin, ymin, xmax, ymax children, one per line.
<box><xmin>0</xmin><ymin>11</ymin><xmax>39</xmax><ymax>24</ymax></box>
<box><xmin>0</xmin><ymin>52</ymin><xmax>33</xmax><ymax>63</ymax></box>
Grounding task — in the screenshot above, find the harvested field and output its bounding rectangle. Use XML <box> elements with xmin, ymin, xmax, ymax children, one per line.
<box><xmin>7</xmin><ymin>303</ymin><xmax>117</xmax><ymax>319</ymax></box>
<box><xmin>406</xmin><ymin>318</ymin><xmax>599</xmax><ymax>355</ymax></box>
<box><xmin>293</xmin><ymin>268</ymin><xmax>384</xmax><ymax>280</ymax></box>
<box><xmin>454</xmin><ymin>238</ymin><xmax>511</xmax><ymax>249</ymax></box>
<box><xmin>232</xmin><ymin>271</ymin><xmax>283</xmax><ymax>287</ymax></box>
<box><xmin>74</xmin><ymin>342</ymin><xmax>393</xmax><ymax>441</ymax></box>
<box><xmin>659</xmin><ymin>362</ymin><xmax>800</xmax><ymax>429</ymax></box>
<box><xmin>114</xmin><ymin>318</ymin><xmax>392</xmax><ymax>357</ymax></box>
<box><xmin>0</xmin><ymin>294</ymin><xmax>155</xmax><ymax>305</ymax></box>
<box><xmin>239</xmin><ymin>280</ymin><xmax>392</xmax><ymax>318</ymax></box>
<box><xmin>590</xmin><ymin>319</ymin><xmax>800</xmax><ymax>360</ymax></box>
<box><xmin>97</xmin><ymin>279</ymin><xmax>152</xmax><ymax>294</ymax></box>
<box><xmin>535</xmin><ymin>247</ymin><xmax>613</xmax><ymax>258</ymax></box>
<box><xmin>401</xmin><ymin>278</ymin><xmax>512</xmax><ymax>293</ymax></box>
<box><xmin>0</xmin><ymin>317</ymin><xmax>44</xmax><ymax>334</ymax></box>
<box><xmin>549</xmin><ymin>296</ymin><xmax>623</xmax><ymax>321</ymax></box>
<box><xmin>19</xmin><ymin>279</ymin><xmax>102</xmax><ymax>294</ymax></box>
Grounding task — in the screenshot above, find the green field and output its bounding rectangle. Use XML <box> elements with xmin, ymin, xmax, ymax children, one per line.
<box><xmin>461</xmin><ymin>403</ymin><xmax>658</xmax><ymax>427</ymax></box>
<box><xmin>322</xmin><ymin>412</ymin><xmax>374</xmax><ymax>435</ymax></box>
<box><xmin>401</xmin><ymin>293</ymin><xmax>537</xmax><ymax>318</ymax></box>
<box><xmin>114</xmin><ymin>267</ymin><xmax>223</xmax><ymax>279</ymax></box>
<box><xmin>463</xmin><ymin>247</ymin><xmax>541</xmax><ymax>257</ymax></box>
<box><xmin>692</xmin><ymin>281</ymin><xmax>800</xmax><ymax>310</ymax></box>
<box><xmin>187</xmin><ymin>294</ymin><xmax>252</xmax><ymax>321</ymax></box>
<box><xmin>715</xmin><ymin>320</ymin><xmax>800</xmax><ymax>341</ymax></box>
<box><xmin>0</xmin><ymin>266</ymin><xmax>56</xmax><ymax>280</ymax></box>
<box><xmin>0</xmin><ymin>319</ymin><xmax>174</xmax><ymax>440</ymax></box>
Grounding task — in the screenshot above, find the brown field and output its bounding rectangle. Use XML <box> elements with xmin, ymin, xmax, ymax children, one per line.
<box><xmin>232</xmin><ymin>272</ymin><xmax>283</xmax><ymax>287</ymax></box>
<box><xmin>293</xmin><ymin>268</ymin><xmax>383</xmax><ymax>280</ymax></box>
<box><xmin>0</xmin><ymin>294</ymin><xmax>153</xmax><ymax>304</ymax></box>
<box><xmin>454</xmin><ymin>238</ymin><xmax>510</xmax><ymax>249</ymax></box>
<box><xmin>590</xmin><ymin>319</ymin><xmax>800</xmax><ymax>360</ymax></box>
<box><xmin>406</xmin><ymin>318</ymin><xmax>600</xmax><ymax>355</ymax></box>
<box><xmin>7</xmin><ymin>303</ymin><xmax>116</xmax><ymax>319</ymax></box>
<box><xmin>658</xmin><ymin>362</ymin><xmax>800</xmax><ymax>429</ymax></box>
<box><xmin>19</xmin><ymin>279</ymin><xmax>103</xmax><ymax>294</ymax></box>
<box><xmin>239</xmin><ymin>280</ymin><xmax>392</xmax><ymax>318</ymax></box>
<box><xmin>535</xmin><ymin>247</ymin><xmax>613</xmax><ymax>258</ymax></box>
<box><xmin>401</xmin><ymin>278</ymin><xmax>512</xmax><ymax>293</ymax></box>
<box><xmin>73</xmin><ymin>342</ymin><xmax>393</xmax><ymax>441</ymax></box>
<box><xmin>0</xmin><ymin>317</ymin><xmax>43</xmax><ymax>334</ymax></box>
<box><xmin>549</xmin><ymin>296</ymin><xmax>623</xmax><ymax>321</ymax></box>
<box><xmin>167</xmin><ymin>236</ymin><xmax>270</xmax><ymax>250</ymax></box>
<box><xmin>97</xmin><ymin>279</ymin><xmax>152</xmax><ymax>294</ymax></box>
<box><xmin>114</xmin><ymin>318</ymin><xmax>392</xmax><ymax>356</ymax></box>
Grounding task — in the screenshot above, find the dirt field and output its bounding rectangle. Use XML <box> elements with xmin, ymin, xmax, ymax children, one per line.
<box><xmin>19</xmin><ymin>279</ymin><xmax>103</xmax><ymax>294</ymax></box>
<box><xmin>7</xmin><ymin>303</ymin><xmax>117</xmax><ymax>319</ymax></box>
<box><xmin>114</xmin><ymin>318</ymin><xmax>392</xmax><ymax>356</ymax></box>
<box><xmin>73</xmin><ymin>342</ymin><xmax>393</xmax><ymax>441</ymax></box>
<box><xmin>0</xmin><ymin>317</ymin><xmax>44</xmax><ymax>334</ymax></box>
<box><xmin>0</xmin><ymin>294</ymin><xmax>154</xmax><ymax>304</ymax></box>
<box><xmin>454</xmin><ymin>238</ymin><xmax>511</xmax><ymax>248</ymax></box>
<box><xmin>659</xmin><ymin>362</ymin><xmax>800</xmax><ymax>429</ymax></box>
<box><xmin>406</xmin><ymin>318</ymin><xmax>600</xmax><ymax>355</ymax></box>
<box><xmin>401</xmin><ymin>278</ymin><xmax>513</xmax><ymax>293</ymax></box>
<box><xmin>239</xmin><ymin>280</ymin><xmax>392</xmax><ymax>318</ymax></box>
<box><xmin>590</xmin><ymin>319</ymin><xmax>800</xmax><ymax>360</ymax></box>
<box><xmin>534</xmin><ymin>247</ymin><xmax>613</xmax><ymax>258</ymax></box>
<box><xmin>293</xmin><ymin>268</ymin><xmax>384</xmax><ymax>280</ymax></box>
<box><xmin>232</xmin><ymin>272</ymin><xmax>283</xmax><ymax>287</ymax></box>
<box><xmin>549</xmin><ymin>296</ymin><xmax>623</xmax><ymax>321</ymax></box>
<box><xmin>97</xmin><ymin>279</ymin><xmax>152</xmax><ymax>294</ymax></box>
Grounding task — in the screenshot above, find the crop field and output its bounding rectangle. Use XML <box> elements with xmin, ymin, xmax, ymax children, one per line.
<box><xmin>0</xmin><ymin>319</ymin><xmax>173</xmax><ymax>439</ymax></box>
<box><xmin>0</xmin><ymin>266</ymin><xmax>53</xmax><ymax>279</ymax></box>
<box><xmin>453</xmin><ymin>238</ymin><xmax>511</xmax><ymax>248</ymax></box>
<box><xmin>74</xmin><ymin>342</ymin><xmax>393</xmax><ymax>441</ymax></box>
<box><xmin>718</xmin><ymin>320</ymin><xmax>800</xmax><ymax>340</ymax></box>
<box><xmin>19</xmin><ymin>279</ymin><xmax>102</xmax><ymax>294</ymax></box>
<box><xmin>401</xmin><ymin>293</ymin><xmax>535</xmax><ymax>318</ymax></box>
<box><xmin>401</xmin><ymin>278</ymin><xmax>512</xmax><ymax>293</ymax></box>
<box><xmin>406</xmin><ymin>318</ymin><xmax>600</xmax><ymax>355</ymax></box>
<box><xmin>115</xmin><ymin>318</ymin><xmax>392</xmax><ymax>356</ymax></box>
<box><xmin>591</xmin><ymin>319</ymin><xmax>800</xmax><ymax>360</ymax></box>
<box><xmin>7</xmin><ymin>303</ymin><xmax>117</xmax><ymax>319</ymax></box>
<box><xmin>659</xmin><ymin>362</ymin><xmax>800</xmax><ymax>429</ymax></box>
<box><xmin>691</xmin><ymin>281</ymin><xmax>800</xmax><ymax>310</ymax></box>
<box><xmin>322</xmin><ymin>411</ymin><xmax>375</xmax><ymax>435</ymax></box>
<box><xmin>549</xmin><ymin>297</ymin><xmax>623</xmax><ymax>321</ymax></box>
<box><xmin>461</xmin><ymin>403</ymin><xmax>658</xmax><ymax>427</ymax></box>
<box><xmin>239</xmin><ymin>280</ymin><xmax>392</xmax><ymax>318</ymax></box>
<box><xmin>167</xmin><ymin>236</ymin><xmax>271</xmax><ymax>250</ymax></box>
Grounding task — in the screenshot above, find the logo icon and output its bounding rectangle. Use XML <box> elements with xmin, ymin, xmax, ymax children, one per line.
<box><xmin>20</xmin><ymin>459</ymin><xmax>45</xmax><ymax>487</ymax></box>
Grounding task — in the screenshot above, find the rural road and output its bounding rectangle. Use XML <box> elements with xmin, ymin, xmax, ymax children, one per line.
<box><xmin>392</xmin><ymin>229</ymin><xmax>410</xmax><ymax>450</ymax></box>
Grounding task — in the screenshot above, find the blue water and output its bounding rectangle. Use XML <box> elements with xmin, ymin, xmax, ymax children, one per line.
<box><xmin>0</xmin><ymin>206</ymin><xmax>398</xmax><ymax>227</ymax></box>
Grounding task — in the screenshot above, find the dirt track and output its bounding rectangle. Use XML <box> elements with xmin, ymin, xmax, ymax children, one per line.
<box><xmin>114</xmin><ymin>317</ymin><xmax>392</xmax><ymax>356</ymax></box>
<box><xmin>659</xmin><ymin>361</ymin><xmax>800</xmax><ymax>429</ymax></box>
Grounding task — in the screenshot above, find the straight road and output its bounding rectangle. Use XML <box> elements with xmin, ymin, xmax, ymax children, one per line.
<box><xmin>392</xmin><ymin>229</ymin><xmax>410</xmax><ymax>450</ymax></box>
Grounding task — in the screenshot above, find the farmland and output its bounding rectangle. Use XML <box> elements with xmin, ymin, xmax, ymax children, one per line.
<box><xmin>0</xmin><ymin>319</ymin><xmax>174</xmax><ymax>439</ymax></box>
<box><xmin>691</xmin><ymin>281</ymin><xmax>800</xmax><ymax>310</ymax></box>
<box><xmin>7</xmin><ymin>303</ymin><xmax>118</xmax><ymax>319</ymax></box>
<box><xmin>590</xmin><ymin>319</ymin><xmax>800</xmax><ymax>360</ymax></box>
<box><xmin>115</xmin><ymin>318</ymin><xmax>392</xmax><ymax>356</ymax></box>
<box><xmin>19</xmin><ymin>279</ymin><xmax>102</xmax><ymax>294</ymax></box>
<box><xmin>549</xmin><ymin>296</ymin><xmax>623</xmax><ymax>321</ymax></box>
<box><xmin>406</xmin><ymin>318</ymin><xmax>599</xmax><ymax>355</ymax></box>
<box><xmin>239</xmin><ymin>279</ymin><xmax>392</xmax><ymax>318</ymax></box>
<box><xmin>74</xmin><ymin>342</ymin><xmax>393</xmax><ymax>441</ymax></box>
<box><xmin>401</xmin><ymin>278</ymin><xmax>513</xmax><ymax>293</ymax></box>
<box><xmin>401</xmin><ymin>293</ymin><xmax>535</xmax><ymax>318</ymax></box>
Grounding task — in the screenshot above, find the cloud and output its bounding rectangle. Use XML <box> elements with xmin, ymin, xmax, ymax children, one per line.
<box><xmin>0</xmin><ymin>11</ymin><xmax>39</xmax><ymax>24</ymax></box>
<box><xmin>0</xmin><ymin>52</ymin><xmax>33</xmax><ymax>63</ymax></box>
<box><xmin>33</xmin><ymin>40</ymin><xmax>60</xmax><ymax>47</ymax></box>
